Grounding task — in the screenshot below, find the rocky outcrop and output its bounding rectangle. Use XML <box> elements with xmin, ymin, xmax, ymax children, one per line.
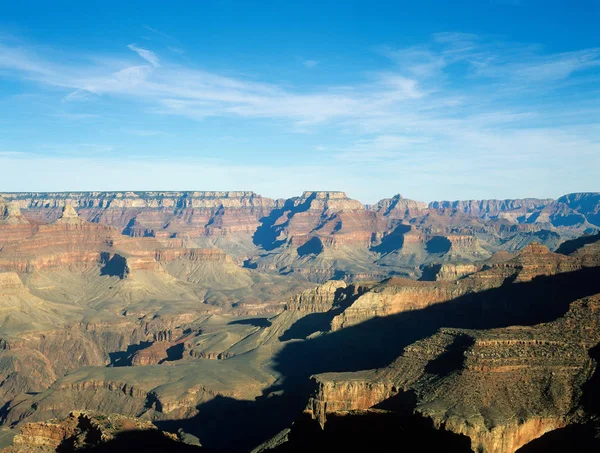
<box><xmin>4</xmin><ymin>411</ymin><xmax>190</xmax><ymax>452</ymax></box>
<box><xmin>370</xmin><ymin>194</ymin><xmax>428</xmax><ymax>219</ymax></box>
<box><xmin>0</xmin><ymin>200</ymin><xmax>34</xmax><ymax>247</ymax></box>
<box><xmin>421</xmin><ymin>263</ymin><xmax>480</xmax><ymax>281</ymax></box>
<box><xmin>53</xmin><ymin>204</ymin><xmax>84</xmax><ymax>225</ymax></box>
<box><xmin>0</xmin><ymin>199</ymin><xmax>29</xmax><ymax>226</ymax></box>
<box><xmin>130</xmin><ymin>341</ymin><xmax>173</xmax><ymax>366</ymax></box>
<box><xmin>285</xmin><ymin>281</ymin><xmax>348</xmax><ymax>312</ymax></box>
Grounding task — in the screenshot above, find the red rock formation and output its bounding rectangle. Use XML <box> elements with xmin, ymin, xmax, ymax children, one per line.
<box><xmin>4</xmin><ymin>191</ymin><xmax>279</xmax><ymax>239</ymax></box>
<box><xmin>130</xmin><ymin>341</ymin><xmax>173</xmax><ymax>366</ymax></box>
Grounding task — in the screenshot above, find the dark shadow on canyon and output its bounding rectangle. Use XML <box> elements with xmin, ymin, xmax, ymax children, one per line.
<box><xmin>278</xmin><ymin>286</ymin><xmax>360</xmax><ymax>341</ymax></box>
<box><xmin>154</xmin><ymin>266</ymin><xmax>600</xmax><ymax>452</ymax></box>
<box><xmin>162</xmin><ymin>343</ymin><xmax>186</xmax><ymax>363</ymax></box>
<box><xmin>424</xmin><ymin>333</ymin><xmax>475</xmax><ymax>377</ymax></box>
<box><xmin>425</xmin><ymin>235</ymin><xmax>452</xmax><ymax>254</ymax></box>
<box><xmin>516</xmin><ymin>423</ymin><xmax>600</xmax><ymax>453</ymax></box>
<box><xmin>57</xmin><ymin>429</ymin><xmax>208</xmax><ymax>452</ymax></box>
<box><xmin>556</xmin><ymin>232</ymin><xmax>600</xmax><ymax>255</ymax></box>
<box><xmin>581</xmin><ymin>343</ymin><xmax>600</xmax><ymax>416</ymax></box>
<box><xmin>370</xmin><ymin>223</ymin><xmax>410</xmax><ymax>255</ymax></box>
<box><xmin>252</xmin><ymin>193</ymin><xmax>316</xmax><ymax>252</ymax></box>
<box><xmin>258</xmin><ymin>412</ymin><xmax>472</xmax><ymax>453</ymax></box>
<box><xmin>108</xmin><ymin>341</ymin><xmax>153</xmax><ymax>367</ymax></box>
<box><xmin>99</xmin><ymin>252</ymin><xmax>128</xmax><ymax>278</ymax></box>
<box><xmin>228</xmin><ymin>318</ymin><xmax>272</xmax><ymax>328</ymax></box>
<box><xmin>296</xmin><ymin>237</ymin><xmax>323</xmax><ymax>257</ymax></box>
<box><xmin>277</xmin><ymin>311</ymin><xmax>337</xmax><ymax>341</ymax></box>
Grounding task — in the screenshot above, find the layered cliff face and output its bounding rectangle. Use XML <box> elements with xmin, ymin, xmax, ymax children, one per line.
<box><xmin>421</xmin><ymin>263</ymin><xmax>480</xmax><ymax>281</ymax></box>
<box><xmin>0</xmin><ymin>205</ymin><xmax>116</xmax><ymax>273</ymax></box>
<box><xmin>248</xmin><ymin>191</ymin><xmax>392</xmax><ymax>282</ymax></box>
<box><xmin>2</xmin><ymin>191</ymin><xmax>279</xmax><ymax>241</ymax></box>
<box><xmin>428</xmin><ymin>198</ymin><xmax>554</xmax><ymax>219</ymax></box>
<box><xmin>285</xmin><ymin>281</ymin><xmax>348</xmax><ymax>312</ymax></box>
<box><xmin>2</xmin><ymin>191</ymin><xmax>599</xmax><ymax>284</ymax></box>
<box><xmin>0</xmin><ymin>199</ymin><xmax>29</xmax><ymax>226</ymax></box>
<box><xmin>0</xmin><ymin>200</ymin><xmax>35</xmax><ymax>247</ymax></box>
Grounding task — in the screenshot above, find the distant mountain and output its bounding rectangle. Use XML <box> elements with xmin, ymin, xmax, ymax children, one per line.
<box><xmin>2</xmin><ymin>191</ymin><xmax>598</xmax><ymax>282</ymax></box>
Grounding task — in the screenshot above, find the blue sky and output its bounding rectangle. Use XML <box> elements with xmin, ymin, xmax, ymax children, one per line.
<box><xmin>0</xmin><ymin>0</ymin><xmax>599</xmax><ymax>203</ymax></box>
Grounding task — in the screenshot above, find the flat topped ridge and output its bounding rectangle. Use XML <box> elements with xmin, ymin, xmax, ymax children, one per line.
<box><xmin>429</xmin><ymin>198</ymin><xmax>555</xmax><ymax>208</ymax></box>
<box><xmin>295</xmin><ymin>191</ymin><xmax>365</xmax><ymax>212</ymax></box>
<box><xmin>301</xmin><ymin>191</ymin><xmax>349</xmax><ymax>199</ymax></box>
<box><xmin>0</xmin><ymin>191</ymin><xmax>260</xmax><ymax>199</ymax></box>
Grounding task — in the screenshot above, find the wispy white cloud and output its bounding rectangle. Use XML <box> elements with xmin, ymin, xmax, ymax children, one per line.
<box><xmin>0</xmin><ymin>32</ymin><xmax>599</xmax><ymax>201</ymax></box>
<box><xmin>127</xmin><ymin>44</ymin><xmax>160</xmax><ymax>67</ymax></box>
<box><xmin>302</xmin><ymin>59</ymin><xmax>318</xmax><ymax>68</ymax></box>
<box><xmin>1</xmin><ymin>34</ymin><xmax>597</xmax><ymax>129</ymax></box>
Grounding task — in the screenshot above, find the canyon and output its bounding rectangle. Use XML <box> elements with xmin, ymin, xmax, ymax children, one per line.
<box><xmin>0</xmin><ymin>191</ymin><xmax>599</xmax><ymax>452</ymax></box>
